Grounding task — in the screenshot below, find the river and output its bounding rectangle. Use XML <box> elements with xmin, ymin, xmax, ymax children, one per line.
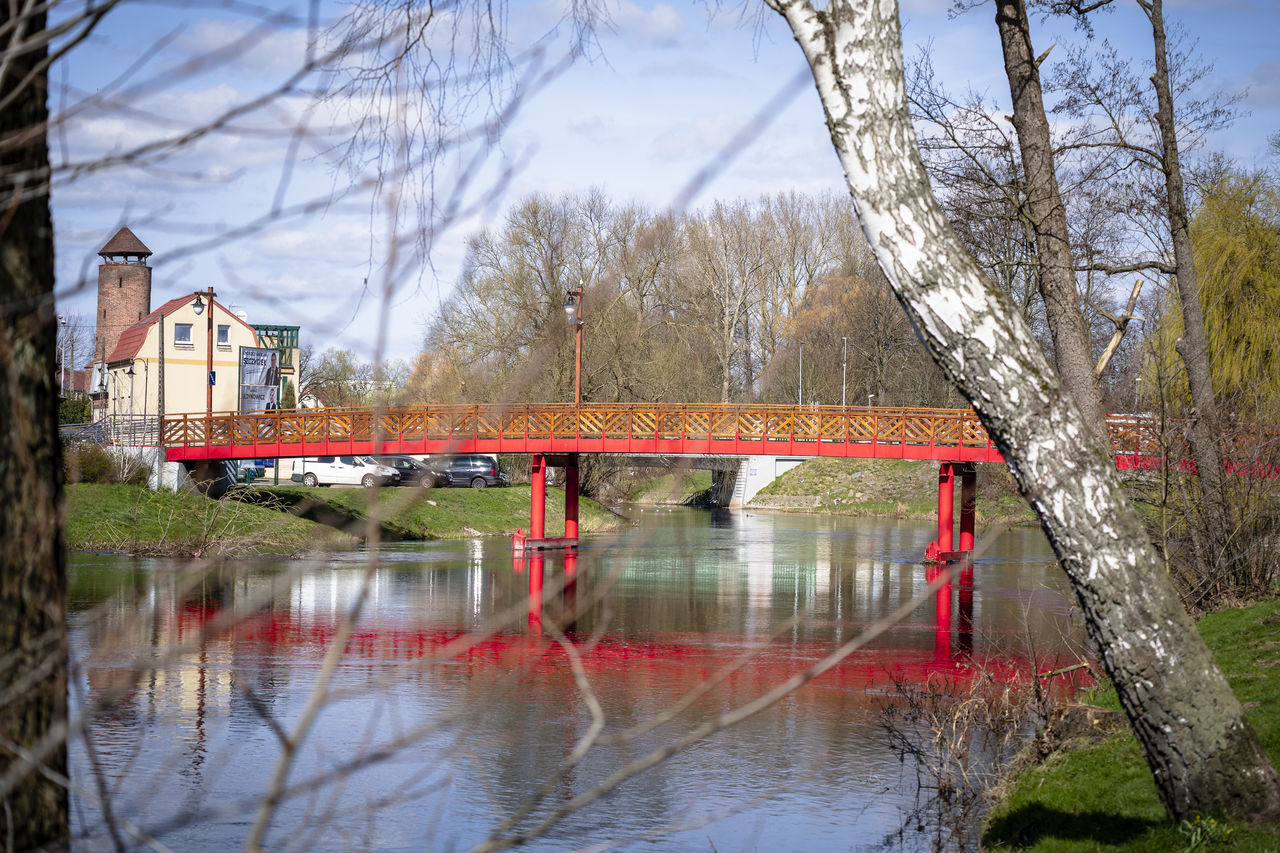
<box><xmin>67</xmin><ymin>507</ymin><xmax>1087</xmax><ymax>852</ymax></box>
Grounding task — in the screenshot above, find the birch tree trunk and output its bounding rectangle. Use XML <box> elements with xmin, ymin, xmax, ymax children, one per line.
<box><xmin>993</xmin><ymin>0</ymin><xmax>1108</xmax><ymax>440</ymax></box>
<box><xmin>0</xmin><ymin>0</ymin><xmax>69</xmax><ymax>844</ymax></box>
<box><xmin>1144</xmin><ymin>0</ymin><xmax>1231</xmax><ymax>560</ymax></box>
<box><xmin>764</xmin><ymin>0</ymin><xmax>1280</xmax><ymax>820</ymax></box>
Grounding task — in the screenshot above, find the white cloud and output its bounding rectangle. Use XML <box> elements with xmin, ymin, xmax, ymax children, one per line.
<box><xmin>1246</xmin><ymin>61</ymin><xmax>1280</xmax><ymax>106</ymax></box>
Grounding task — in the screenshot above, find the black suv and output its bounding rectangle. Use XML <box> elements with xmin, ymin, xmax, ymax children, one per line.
<box><xmin>425</xmin><ymin>454</ymin><xmax>510</xmax><ymax>489</ymax></box>
<box><xmin>372</xmin><ymin>455</ymin><xmax>436</xmax><ymax>487</ymax></box>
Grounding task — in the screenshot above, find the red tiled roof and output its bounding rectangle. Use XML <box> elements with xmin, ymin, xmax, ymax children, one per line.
<box><xmin>106</xmin><ymin>294</ymin><xmax>259</xmax><ymax>363</ymax></box>
<box><xmin>99</xmin><ymin>226</ymin><xmax>152</xmax><ymax>258</ymax></box>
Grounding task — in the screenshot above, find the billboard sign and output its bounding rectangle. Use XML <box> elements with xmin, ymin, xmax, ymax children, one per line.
<box><xmin>239</xmin><ymin>346</ymin><xmax>280</xmax><ymax>412</ymax></box>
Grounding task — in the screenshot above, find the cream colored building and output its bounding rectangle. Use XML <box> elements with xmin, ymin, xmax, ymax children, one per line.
<box><xmin>103</xmin><ymin>292</ymin><xmax>266</xmax><ymax>420</ymax></box>
<box><xmin>89</xmin><ymin>228</ymin><xmax>301</xmax><ymax>429</ymax></box>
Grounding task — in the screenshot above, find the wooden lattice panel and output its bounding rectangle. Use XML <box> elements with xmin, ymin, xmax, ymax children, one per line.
<box><xmin>577</xmin><ymin>409</ymin><xmax>606</xmax><ymax>438</ymax></box>
<box><xmin>655</xmin><ymin>410</ymin><xmax>684</xmax><ymax>439</ymax></box>
<box><xmin>682</xmin><ymin>410</ymin><xmax>712</xmax><ymax>439</ymax></box>
<box><xmin>627</xmin><ymin>410</ymin><xmax>657</xmax><ymax>437</ymax></box>
<box><xmin>524</xmin><ymin>410</ymin><xmax>556</xmax><ymax>439</ymax></box>
<box><xmin>471</xmin><ymin>409</ymin><xmax>505</xmax><ymax>438</ymax></box>
<box><xmin>818</xmin><ymin>413</ymin><xmax>847</xmax><ymax>441</ymax></box>
<box><xmin>601</xmin><ymin>410</ymin><xmax>632</xmax><ymax>437</ymax></box>
<box><xmin>706</xmin><ymin>410</ymin><xmax>738</xmax><ymax>439</ymax></box>
<box><xmin>792</xmin><ymin>412</ymin><xmax>822</xmax><ymax>440</ymax></box>
<box><xmin>960</xmin><ymin>416</ymin><xmax>989</xmax><ymax>448</ymax></box>
<box><xmin>845</xmin><ymin>414</ymin><xmax>876</xmax><ymax>442</ymax></box>
<box><xmin>931</xmin><ymin>416</ymin><xmax>961</xmax><ymax>447</ymax></box>
<box><xmin>758</xmin><ymin>411</ymin><xmax>786</xmax><ymax>440</ymax></box>
<box><xmin>547</xmin><ymin>410</ymin><xmax>575</xmax><ymax>435</ymax></box>
<box><xmin>384</xmin><ymin>411</ymin><xmax>426</xmax><ymax>439</ymax></box>
<box><xmin>731</xmin><ymin>411</ymin><xmax>762</xmax><ymax>440</ymax></box>
<box><xmin>160</xmin><ymin>418</ymin><xmax>186</xmax><ymax>445</ymax></box>
<box><xmin>904</xmin><ymin>415</ymin><xmax>940</xmax><ymax>446</ymax></box>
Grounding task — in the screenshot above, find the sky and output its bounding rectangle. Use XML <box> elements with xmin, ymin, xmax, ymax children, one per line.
<box><xmin>51</xmin><ymin>0</ymin><xmax>1280</xmax><ymax>364</ymax></box>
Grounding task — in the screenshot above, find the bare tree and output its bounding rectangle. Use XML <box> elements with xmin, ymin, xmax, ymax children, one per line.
<box><xmin>992</xmin><ymin>0</ymin><xmax>1108</xmax><ymax>438</ymax></box>
<box><xmin>765</xmin><ymin>0</ymin><xmax>1280</xmax><ymax>820</ymax></box>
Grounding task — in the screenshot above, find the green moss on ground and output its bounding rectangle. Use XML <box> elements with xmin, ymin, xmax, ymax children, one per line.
<box><xmin>750</xmin><ymin>458</ymin><xmax>1036</xmax><ymax>525</ymax></box>
<box><xmin>984</xmin><ymin>597</ymin><xmax>1280</xmax><ymax>851</ymax></box>
<box><xmin>64</xmin><ymin>483</ymin><xmax>354</xmax><ymax>557</ymax></box>
<box><xmin>242</xmin><ymin>484</ymin><xmax>626</xmax><ymax>540</ymax></box>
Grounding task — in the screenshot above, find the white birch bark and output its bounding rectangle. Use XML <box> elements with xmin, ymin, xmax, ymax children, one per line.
<box><xmin>763</xmin><ymin>0</ymin><xmax>1280</xmax><ymax>819</ymax></box>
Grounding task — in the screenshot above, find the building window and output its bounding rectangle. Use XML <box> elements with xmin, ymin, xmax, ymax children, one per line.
<box><xmin>174</xmin><ymin>324</ymin><xmax>193</xmax><ymax>346</ymax></box>
<box><xmin>217</xmin><ymin>324</ymin><xmax>230</xmax><ymax>347</ymax></box>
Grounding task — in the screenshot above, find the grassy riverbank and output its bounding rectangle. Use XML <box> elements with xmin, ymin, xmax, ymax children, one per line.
<box><xmin>984</xmin><ymin>596</ymin><xmax>1280</xmax><ymax>851</ymax></box>
<box><xmin>749</xmin><ymin>458</ymin><xmax>1037</xmax><ymax>524</ymax></box>
<box><xmin>64</xmin><ymin>482</ymin><xmax>627</xmax><ymax>556</ymax></box>
<box><xmin>236</xmin><ymin>484</ymin><xmax>625</xmax><ymax>540</ymax></box>
<box><xmin>624</xmin><ymin>470</ymin><xmax>714</xmax><ymax>505</ymax></box>
<box><xmin>64</xmin><ymin>483</ymin><xmax>356</xmax><ymax>556</ymax></box>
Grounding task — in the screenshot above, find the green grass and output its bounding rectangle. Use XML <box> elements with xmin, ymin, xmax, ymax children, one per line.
<box><xmin>242</xmin><ymin>483</ymin><xmax>626</xmax><ymax>540</ymax></box>
<box><xmin>64</xmin><ymin>483</ymin><xmax>354</xmax><ymax>556</ymax></box>
<box><xmin>751</xmin><ymin>458</ymin><xmax>1037</xmax><ymax>524</ymax></box>
<box><xmin>624</xmin><ymin>470</ymin><xmax>714</xmax><ymax>504</ymax></box>
<box><xmin>66</xmin><ymin>483</ymin><xmax>628</xmax><ymax>556</ymax></box>
<box><xmin>984</xmin><ymin>597</ymin><xmax>1280</xmax><ymax>851</ymax></box>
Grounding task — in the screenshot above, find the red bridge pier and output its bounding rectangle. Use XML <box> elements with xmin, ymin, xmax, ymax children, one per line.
<box><xmin>925</xmin><ymin>461</ymin><xmax>977</xmax><ymax>563</ymax></box>
<box><xmin>513</xmin><ymin>453</ymin><xmax>580</xmax><ymax>554</ymax></box>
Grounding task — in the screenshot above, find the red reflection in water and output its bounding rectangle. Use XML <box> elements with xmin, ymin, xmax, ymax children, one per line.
<box><xmin>169</xmin><ymin>596</ymin><xmax>1091</xmax><ymax>701</ymax></box>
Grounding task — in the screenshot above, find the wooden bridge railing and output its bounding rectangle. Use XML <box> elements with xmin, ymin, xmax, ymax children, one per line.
<box><xmin>161</xmin><ymin>404</ymin><xmax>996</xmax><ymax>449</ymax></box>
<box><xmin>158</xmin><ymin>403</ymin><xmax>1280</xmax><ymax>471</ymax></box>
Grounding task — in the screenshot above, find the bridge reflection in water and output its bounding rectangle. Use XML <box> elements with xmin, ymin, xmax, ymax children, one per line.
<box><xmin>69</xmin><ymin>511</ymin><xmax>1089</xmax><ymax>852</ymax></box>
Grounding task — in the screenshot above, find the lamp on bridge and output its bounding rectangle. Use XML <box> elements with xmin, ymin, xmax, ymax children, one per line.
<box><xmin>561</xmin><ymin>283</ymin><xmax>585</xmax><ymax>545</ymax></box>
<box><xmin>192</xmin><ymin>287</ymin><xmax>216</xmax><ymax>436</ymax></box>
<box><xmin>564</xmin><ymin>284</ymin><xmax>583</xmax><ymax>405</ymax></box>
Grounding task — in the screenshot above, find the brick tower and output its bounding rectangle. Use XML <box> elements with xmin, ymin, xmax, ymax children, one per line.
<box><xmin>95</xmin><ymin>226</ymin><xmax>153</xmax><ymax>365</ymax></box>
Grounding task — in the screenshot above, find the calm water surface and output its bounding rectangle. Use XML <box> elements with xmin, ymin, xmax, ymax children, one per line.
<box><xmin>67</xmin><ymin>508</ymin><xmax>1085</xmax><ymax>852</ymax></box>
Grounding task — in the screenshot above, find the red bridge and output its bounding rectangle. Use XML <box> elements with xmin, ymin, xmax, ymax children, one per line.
<box><xmin>159</xmin><ymin>403</ymin><xmax>1279</xmax><ymax>560</ymax></box>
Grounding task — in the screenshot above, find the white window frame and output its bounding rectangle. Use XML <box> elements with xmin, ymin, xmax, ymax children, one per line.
<box><xmin>217</xmin><ymin>324</ymin><xmax>230</xmax><ymax>347</ymax></box>
<box><xmin>174</xmin><ymin>323</ymin><xmax>193</xmax><ymax>346</ymax></box>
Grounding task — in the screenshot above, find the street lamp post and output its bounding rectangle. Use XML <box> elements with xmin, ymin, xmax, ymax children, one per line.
<box><xmin>564</xmin><ymin>284</ymin><xmax>583</xmax><ymax>405</ymax></box>
<box><xmin>192</xmin><ymin>287</ymin><xmax>216</xmax><ymax>441</ymax></box>
<box><xmin>841</xmin><ymin>336</ymin><xmax>848</xmax><ymax>408</ymax></box>
<box><xmin>59</xmin><ymin>315</ymin><xmax>67</xmax><ymax>394</ymax></box>
<box><xmin>798</xmin><ymin>342</ymin><xmax>803</xmax><ymax>407</ymax></box>
<box><xmin>126</xmin><ymin>361</ymin><xmax>136</xmax><ymax>418</ymax></box>
<box><xmin>562</xmin><ymin>283</ymin><xmax>585</xmax><ymax>544</ymax></box>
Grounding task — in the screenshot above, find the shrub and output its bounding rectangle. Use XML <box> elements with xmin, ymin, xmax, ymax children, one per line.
<box><xmin>59</xmin><ymin>393</ymin><xmax>92</xmax><ymax>424</ymax></box>
<box><xmin>64</xmin><ymin>444</ymin><xmax>152</xmax><ymax>485</ymax></box>
<box><xmin>65</xmin><ymin>443</ymin><xmax>113</xmax><ymax>484</ymax></box>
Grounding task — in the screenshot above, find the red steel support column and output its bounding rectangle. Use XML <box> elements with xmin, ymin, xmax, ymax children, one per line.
<box><xmin>564</xmin><ymin>453</ymin><xmax>579</xmax><ymax>540</ymax></box>
<box><xmin>959</xmin><ymin>463</ymin><xmax>977</xmax><ymax>554</ymax></box>
<box><xmin>937</xmin><ymin>462</ymin><xmax>954</xmax><ymax>555</ymax></box>
<box><xmin>531</xmin><ymin>454</ymin><xmax>546</xmax><ymax>541</ymax></box>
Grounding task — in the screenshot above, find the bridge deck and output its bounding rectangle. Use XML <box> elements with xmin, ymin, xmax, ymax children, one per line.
<box><xmin>157</xmin><ymin>403</ymin><xmax>1279</xmax><ymax>475</ymax></box>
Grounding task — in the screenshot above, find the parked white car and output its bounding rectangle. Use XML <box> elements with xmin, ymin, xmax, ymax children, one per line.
<box><xmin>294</xmin><ymin>455</ymin><xmax>399</xmax><ymax>488</ymax></box>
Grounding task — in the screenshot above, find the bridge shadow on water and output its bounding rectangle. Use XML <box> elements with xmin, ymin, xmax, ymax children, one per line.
<box><xmin>982</xmin><ymin>802</ymin><xmax>1160</xmax><ymax>849</ymax></box>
